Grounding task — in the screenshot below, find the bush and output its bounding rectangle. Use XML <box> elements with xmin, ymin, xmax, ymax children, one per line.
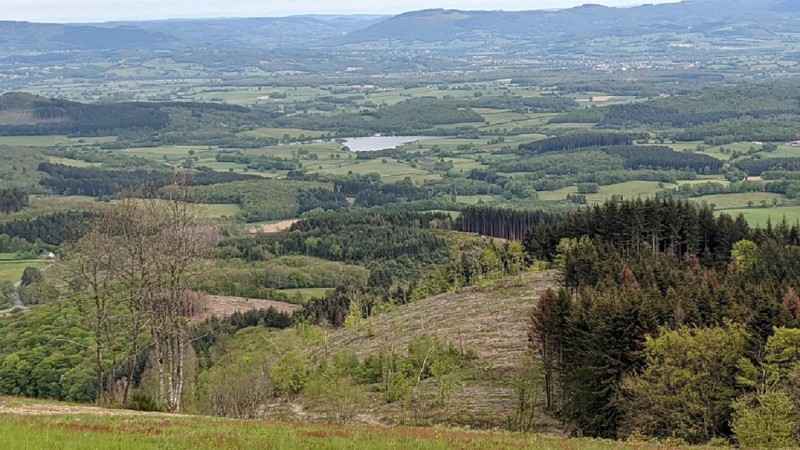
<box><xmin>129</xmin><ymin>393</ymin><xmax>163</xmax><ymax>412</ymax></box>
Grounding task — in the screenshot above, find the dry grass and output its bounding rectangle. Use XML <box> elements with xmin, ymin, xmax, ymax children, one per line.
<box><xmin>0</xmin><ymin>399</ymin><xmax>707</xmax><ymax>450</ymax></box>
<box><xmin>247</xmin><ymin>219</ymin><xmax>299</xmax><ymax>234</ymax></box>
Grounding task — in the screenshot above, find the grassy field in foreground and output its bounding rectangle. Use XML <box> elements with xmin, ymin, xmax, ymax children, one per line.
<box><xmin>0</xmin><ymin>409</ymin><xmax>702</xmax><ymax>450</ymax></box>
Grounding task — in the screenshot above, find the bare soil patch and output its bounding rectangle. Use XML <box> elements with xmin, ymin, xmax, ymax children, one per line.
<box><xmin>248</xmin><ymin>219</ymin><xmax>299</xmax><ymax>234</ymax></box>
<box><xmin>200</xmin><ymin>295</ymin><xmax>299</xmax><ymax>320</ymax></box>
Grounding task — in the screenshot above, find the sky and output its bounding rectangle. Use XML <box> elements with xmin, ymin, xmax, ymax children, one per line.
<box><xmin>2</xmin><ymin>0</ymin><xmax>682</xmax><ymax>23</ymax></box>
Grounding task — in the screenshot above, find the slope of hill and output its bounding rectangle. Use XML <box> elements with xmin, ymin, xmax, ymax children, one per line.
<box><xmin>1</xmin><ymin>1</ymin><xmax>799</xmax><ymax>54</ymax></box>
<box><xmin>0</xmin><ymin>21</ymin><xmax>176</xmax><ymax>51</ymax></box>
<box><xmin>325</xmin><ymin>270</ymin><xmax>558</xmax><ymax>428</ymax></box>
<box><xmin>336</xmin><ymin>0</ymin><xmax>798</xmax><ymax>45</ymax></box>
<box><xmin>106</xmin><ymin>16</ymin><xmax>382</xmax><ymax>48</ymax></box>
<box><xmin>0</xmin><ymin>93</ymin><xmax>169</xmax><ymax>135</ymax></box>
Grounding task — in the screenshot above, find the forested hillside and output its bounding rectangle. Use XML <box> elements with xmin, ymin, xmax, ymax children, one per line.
<box><xmin>526</xmin><ymin>199</ymin><xmax>800</xmax><ymax>445</ymax></box>
<box><xmin>4</xmin><ymin>2</ymin><xmax>800</xmax><ymax>446</ymax></box>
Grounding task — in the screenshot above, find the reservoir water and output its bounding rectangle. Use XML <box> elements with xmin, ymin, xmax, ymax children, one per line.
<box><xmin>342</xmin><ymin>136</ymin><xmax>439</xmax><ymax>152</ymax></box>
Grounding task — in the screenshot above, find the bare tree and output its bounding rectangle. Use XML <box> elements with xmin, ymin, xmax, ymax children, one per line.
<box><xmin>65</xmin><ymin>230</ymin><xmax>118</xmax><ymax>405</ymax></box>
<box><xmin>78</xmin><ymin>181</ymin><xmax>219</xmax><ymax>411</ymax></box>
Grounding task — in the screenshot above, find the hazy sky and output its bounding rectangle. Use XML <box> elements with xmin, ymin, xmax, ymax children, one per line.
<box><xmin>4</xmin><ymin>0</ymin><xmax>681</xmax><ymax>23</ymax></box>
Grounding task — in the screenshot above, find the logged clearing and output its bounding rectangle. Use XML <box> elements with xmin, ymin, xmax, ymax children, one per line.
<box><xmin>326</xmin><ymin>271</ymin><xmax>558</xmax><ymax>428</ymax></box>
<box><xmin>329</xmin><ymin>271</ymin><xmax>556</xmax><ymax>368</ymax></box>
<box><xmin>200</xmin><ymin>295</ymin><xmax>299</xmax><ymax>320</ymax></box>
<box><xmin>248</xmin><ymin>219</ymin><xmax>299</xmax><ymax>234</ymax></box>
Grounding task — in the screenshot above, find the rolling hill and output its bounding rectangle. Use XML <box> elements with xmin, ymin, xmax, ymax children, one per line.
<box><xmin>336</xmin><ymin>0</ymin><xmax>800</xmax><ymax>45</ymax></box>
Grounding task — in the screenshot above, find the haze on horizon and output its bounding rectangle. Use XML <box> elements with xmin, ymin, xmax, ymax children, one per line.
<box><xmin>5</xmin><ymin>0</ymin><xmax>682</xmax><ymax>23</ymax></box>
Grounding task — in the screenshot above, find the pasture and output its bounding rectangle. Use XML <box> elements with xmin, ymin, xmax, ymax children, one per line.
<box><xmin>537</xmin><ymin>181</ymin><xmax>671</xmax><ymax>203</ymax></box>
<box><xmin>693</xmin><ymin>192</ymin><xmax>790</xmax><ymax>210</ymax></box>
<box><xmin>0</xmin><ymin>260</ymin><xmax>46</xmax><ymax>284</ymax></box>
<box><xmin>718</xmin><ymin>206</ymin><xmax>800</xmax><ymax>228</ymax></box>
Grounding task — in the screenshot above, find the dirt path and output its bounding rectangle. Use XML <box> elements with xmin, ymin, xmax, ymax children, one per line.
<box><xmin>0</xmin><ymin>397</ymin><xmax>176</xmax><ymax>417</ymax></box>
<box><xmin>0</xmin><ymin>264</ymin><xmax>54</xmax><ymax>316</ymax></box>
<box><xmin>248</xmin><ymin>219</ymin><xmax>299</xmax><ymax>234</ymax></box>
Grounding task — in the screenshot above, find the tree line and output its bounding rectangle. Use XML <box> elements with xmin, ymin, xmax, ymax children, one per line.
<box><xmin>455</xmin><ymin>205</ymin><xmax>567</xmax><ymax>241</ymax></box>
<box><xmin>529</xmin><ymin>227</ymin><xmax>800</xmax><ymax>445</ymax></box>
<box><xmin>603</xmin><ymin>145</ymin><xmax>723</xmax><ymax>173</ymax></box>
<box><xmin>516</xmin><ymin>132</ymin><xmax>636</xmax><ymax>155</ymax></box>
<box><xmin>0</xmin><ymin>211</ymin><xmax>93</xmax><ymax>245</ymax></box>
<box><xmin>37</xmin><ymin>163</ymin><xmax>260</xmax><ymax>197</ymax></box>
<box><xmin>0</xmin><ymin>187</ymin><xmax>29</xmax><ymax>214</ymax></box>
<box><xmin>523</xmin><ymin>198</ymin><xmax>758</xmax><ymax>268</ymax></box>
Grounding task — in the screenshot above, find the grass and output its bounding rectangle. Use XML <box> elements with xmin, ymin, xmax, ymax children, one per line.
<box><xmin>0</xmin><ymin>196</ymin><xmax>102</xmax><ymax>222</ymax></box>
<box><xmin>241</xmin><ymin>127</ymin><xmax>325</xmax><ymax>139</ymax></box>
<box><xmin>108</xmin><ymin>199</ymin><xmax>241</xmax><ymax>220</ymax></box>
<box><xmin>0</xmin><ymin>408</ymin><xmax>703</xmax><ymax>450</ymax></box>
<box><xmin>693</xmin><ymin>193</ymin><xmax>789</xmax><ymax>210</ymax></box>
<box><xmin>719</xmin><ymin>206</ymin><xmax>800</xmax><ymax>227</ymax></box>
<box><xmin>277</xmin><ymin>288</ymin><xmax>334</xmax><ymax>301</ymax></box>
<box><xmin>756</xmin><ymin>145</ymin><xmax>800</xmax><ymax>159</ymax></box>
<box><xmin>458</xmin><ymin>195</ymin><xmax>501</xmax><ymax>204</ymax></box>
<box><xmin>119</xmin><ymin>146</ymin><xmax>212</xmax><ymax>161</ymax></box>
<box><xmin>0</xmin><ymin>136</ymin><xmax>116</xmax><ymax>147</ymax></box>
<box><xmin>47</xmin><ymin>156</ymin><xmax>100</xmax><ymax>168</ymax></box>
<box><xmin>199</xmin><ymin>204</ymin><xmax>242</xmax><ymax>219</ymax></box>
<box><xmin>307</xmin><ymin>159</ymin><xmax>434</xmax><ymax>183</ymax></box>
<box><xmin>0</xmin><ymin>260</ymin><xmax>46</xmax><ymax>284</ymax></box>
<box><xmin>537</xmin><ymin>182</ymin><xmax>672</xmax><ymax>203</ymax></box>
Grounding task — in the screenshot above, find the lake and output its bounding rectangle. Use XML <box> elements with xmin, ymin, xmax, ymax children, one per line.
<box><xmin>342</xmin><ymin>136</ymin><xmax>439</xmax><ymax>152</ymax></box>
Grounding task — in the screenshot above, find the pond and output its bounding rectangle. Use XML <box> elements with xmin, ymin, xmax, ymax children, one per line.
<box><xmin>342</xmin><ymin>136</ymin><xmax>439</xmax><ymax>152</ymax></box>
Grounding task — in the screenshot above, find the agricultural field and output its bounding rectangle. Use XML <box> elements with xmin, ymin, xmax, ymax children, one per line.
<box><xmin>276</xmin><ymin>288</ymin><xmax>334</xmax><ymax>302</ymax></box>
<box><xmin>0</xmin><ymin>135</ymin><xmax>116</xmax><ymax>147</ymax></box>
<box><xmin>1</xmin><ymin>195</ymin><xmax>101</xmax><ymax>221</ymax></box>
<box><xmin>0</xmin><ymin>259</ymin><xmax>46</xmax><ymax>284</ymax></box>
<box><xmin>719</xmin><ymin>206</ymin><xmax>800</xmax><ymax>227</ymax></box>
<box><xmin>537</xmin><ymin>181</ymin><xmax>672</xmax><ymax>203</ymax></box>
<box><xmin>693</xmin><ymin>192</ymin><xmax>790</xmax><ymax>210</ymax></box>
<box><xmin>46</xmin><ymin>156</ymin><xmax>100</xmax><ymax>168</ymax></box>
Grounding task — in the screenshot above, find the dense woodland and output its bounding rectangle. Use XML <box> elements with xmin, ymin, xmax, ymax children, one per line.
<box><xmin>0</xmin><ymin>93</ymin><xmax>169</xmax><ymax>136</ymax></box>
<box><xmin>455</xmin><ymin>205</ymin><xmax>566</xmax><ymax>241</ymax></box>
<box><xmin>38</xmin><ymin>163</ymin><xmax>260</xmax><ymax>197</ymax></box>
<box><xmin>0</xmin><ymin>187</ymin><xmax>28</xmax><ymax>214</ymax></box>
<box><xmin>0</xmin><ymin>211</ymin><xmax>93</xmax><ymax>245</ymax></box>
<box><xmin>527</xmin><ymin>199</ymin><xmax>800</xmax><ymax>445</ymax></box>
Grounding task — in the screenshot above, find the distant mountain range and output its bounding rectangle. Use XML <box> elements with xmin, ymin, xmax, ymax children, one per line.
<box><xmin>0</xmin><ymin>0</ymin><xmax>797</xmax><ymax>53</ymax></box>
